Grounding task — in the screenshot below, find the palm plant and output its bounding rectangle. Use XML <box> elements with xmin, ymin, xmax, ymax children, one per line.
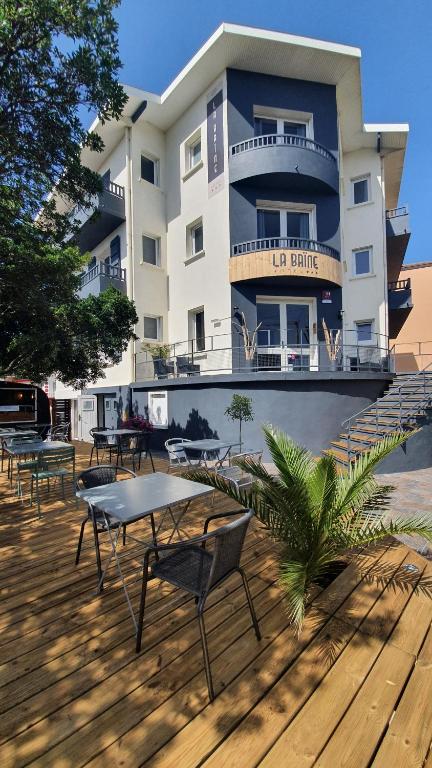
<box><xmin>187</xmin><ymin>425</ymin><xmax>432</xmax><ymax>633</ymax></box>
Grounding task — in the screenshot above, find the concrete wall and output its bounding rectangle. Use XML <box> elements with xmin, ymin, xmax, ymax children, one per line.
<box><xmin>376</xmin><ymin>412</ymin><xmax>432</xmax><ymax>474</ymax></box>
<box><xmin>127</xmin><ymin>372</ymin><xmax>390</xmax><ymax>459</ymax></box>
<box><xmin>391</xmin><ymin>263</ymin><xmax>432</xmax><ymax>372</ymax></box>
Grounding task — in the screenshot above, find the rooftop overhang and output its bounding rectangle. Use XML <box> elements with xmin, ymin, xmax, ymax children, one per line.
<box><xmin>60</xmin><ymin>23</ymin><xmax>408</xmax><ymax>211</ymax></box>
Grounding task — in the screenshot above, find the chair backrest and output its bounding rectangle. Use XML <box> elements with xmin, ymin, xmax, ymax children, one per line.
<box><xmin>135</xmin><ymin>431</ymin><xmax>152</xmax><ymax>454</ymax></box>
<box><xmin>8</xmin><ymin>435</ymin><xmax>42</xmax><ymax>446</ymax></box>
<box><xmin>38</xmin><ymin>446</ymin><xmax>75</xmax><ymax>469</ymax></box>
<box><xmin>52</xmin><ymin>424</ymin><xmax>70</xmax><ymax>441</ymax></box>
<box><xmin>75</xmin><ymin>464</ymin><xmax>136</xmax><ymax>491</ymax></box>
<box><xmin>165</xmin><ymin>438</ymin><xmax>190</xmax><ymax>464</ymax></box>
<box><xmin>205</xmin><ymin>510</ymin><xmax>254</xmax><ymax>593</ymax></box>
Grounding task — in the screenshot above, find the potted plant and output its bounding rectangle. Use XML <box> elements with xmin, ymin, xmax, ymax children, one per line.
<box><xmin>225</xmin><ymin>394</ymin><xmax>253</xmax><ymax>452</ymax></box>
<box><xmin>120</xmin><ymin>415</ymin><xmax>154</xmax><ymax>432</ymax></box>
<box><xmin>322</xmin><ymin>318</ymin><xmax>342</xmax><ymax>371</ymax></box>
<box><xmin>233</xmin><ymin>312</ymin><xmax>261</xmax><ymax>369</ymax></box>
<box><xmin>187</xmin><ymin>425</ymin><xmax>432</xmax><ymax>633</ymax></box>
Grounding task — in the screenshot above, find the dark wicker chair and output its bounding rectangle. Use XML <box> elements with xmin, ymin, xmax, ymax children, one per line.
<box><xmin>89</xmin><ymin>428</ymin><xmax>119</xmax><ymax>466</ymax></box>
<box><xmin>135</xmin><ymin>509</ymin><xmax>260</xmax><ymax>701</ymax></box>
<box><xmin>75</xmin><ymin>464</ymin><xmax>157</xmax><ymax>585</ymax></box>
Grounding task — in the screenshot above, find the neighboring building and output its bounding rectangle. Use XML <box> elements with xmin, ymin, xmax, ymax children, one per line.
<box><xmin>391</xmin><ymin>262</ymin><xmax>432</xmax><ymax>372</ymax></box>
<box><xmin>52</xmin><ymin>23</ymin><xmax>412</xmax><ymax>444</ymax></box>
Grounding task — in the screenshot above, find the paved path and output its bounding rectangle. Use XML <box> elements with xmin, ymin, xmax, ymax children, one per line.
<box><xmin>379</xmin><ymin>467</ymin><xmax>432</xmax><ymax>559</ymax></box>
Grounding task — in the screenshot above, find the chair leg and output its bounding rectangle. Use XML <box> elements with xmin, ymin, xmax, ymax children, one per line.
<box><xmin>238</xmin><ymin>567</ymin><xmax>261</xmax><ymax>640</ymax></box>
<box><xmin>122</xmin><ymin>524</ymin><xmax>127</xmax><ymax>546</ymax></box>
<box><xmin>197</xmin><ymin>608</ymin><xmax>214</xmax><ymax>702</ymax></box>
<box><xmin>89</xmin><ymin>446</ymin><xmax>93</xmax><ymax>466</ymax></box>
<box><xmin>35</xmin><ymin>474</ymin><xmax>41</xmax><ymax>519</ymax></box>
<box><xmin>149</xmin><ymin>450</ymin><xmax>155</xmax><ymax>473</ymax></box>
<box><xmin>75</xmin><ymin>518</ymin><xmax>88</xmax><ymax>565</ymax></box>
<box><xmin>136</xmin><ymin>554</ymin><xmax>150</xmax><ymax>653</ymax></box>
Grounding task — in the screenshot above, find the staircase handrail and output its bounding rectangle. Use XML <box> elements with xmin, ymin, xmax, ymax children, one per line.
<box><xmin>341</xmin><ymin>361</ymin><xmax>432</xmax><ymax>435</ymax></box>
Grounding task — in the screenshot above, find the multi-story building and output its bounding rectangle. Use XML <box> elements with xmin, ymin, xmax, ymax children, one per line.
<box><xmin>53</xmin><ymin>23</ymin><xmax>412</xmax><ymax>450</ymax></box>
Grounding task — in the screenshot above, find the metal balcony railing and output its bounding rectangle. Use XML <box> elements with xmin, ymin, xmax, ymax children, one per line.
<box><xmin>104</xmin><ymin>180</ymin><xmax>125</xmax><ymax>199</ymax></box>
<box><xmin>231</xmin><ymin>237</ymin><xmax>340</xmax><ymax>260</ymax></box>
<box><xmin>230</xmin><ymin>133</ymin><xmax>337</xmax><ymax>164</ymax></box>
<box><xmin>386</xmin><ymin>206</ymin><xmax>408</xmax><ymax>219</ymax></box>
<box><xmin>388</xmin><ymin>278</ymin><xmax>411</xmax><ymax>291</ymax></box>
<box><xmin>80</xmin><ymin>261</ymin><xmax>126</xmax><ymax>288</ymax></box>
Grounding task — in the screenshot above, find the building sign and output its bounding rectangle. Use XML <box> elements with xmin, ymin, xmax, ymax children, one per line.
<box><xmin>207</xmin><ymin>88</ymin><xmax>224</xmax><ymax>197</ymax></box>
<box><xmin>322</xmin><ymin>290</ymin><xmax>332</xmax><ymax>304</ymax></box>
<box><xmin>229</xmin><ymin>248</ymin><xmax>343</xmax><ymax>286</ymax></box>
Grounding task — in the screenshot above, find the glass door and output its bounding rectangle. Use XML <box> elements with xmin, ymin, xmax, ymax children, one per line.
<box><xmin>256</xmin><ymin>299</ymin><xmax>316</xmax><ymax>371</ymax></box>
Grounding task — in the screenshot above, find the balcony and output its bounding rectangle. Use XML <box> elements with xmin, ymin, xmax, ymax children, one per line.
<box><xmin>386</xmin><ymin>206</ymin><xmax>410</xmax><ymax>282</ymax></box>
<box><xmin>388</xmin><ymin>277</ymin><xmax>413</xmax><ymax>337</ymax></box>
<box><xmin>75</xmin><ymin>182</ymin><xmax>126</xmax><ymax>253</ymax></box>
<box><xmin>230</xmin><ymin>237</ymin><xmax>342</xmax><ymax>286</ymax></box>
<box><xmin>78</xmin><ymin>262</ymin><xmax>127</xmax><ymax>299</ymax></box>
<box><xmin>229</xmin><ymin>134</ymin><xmax>339</xmax><ymax>193</ymax></box>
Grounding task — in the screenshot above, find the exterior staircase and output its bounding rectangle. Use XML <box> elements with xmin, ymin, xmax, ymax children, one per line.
<box><xmin>326</xmin><ymin>367</ymin><xmax>432</xmax><ymax>468</ymax></box>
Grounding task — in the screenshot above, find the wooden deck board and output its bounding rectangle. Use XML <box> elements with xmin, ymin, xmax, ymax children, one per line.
<box><xmin>0</xmin><ymin>441</ymin><xmax>432</xmax><ymax>767</ymax></box>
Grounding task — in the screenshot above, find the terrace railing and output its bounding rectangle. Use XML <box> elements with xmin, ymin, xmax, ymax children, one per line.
<box><xmin>230</xmin><ymin>133</ymin><xmax>337</xmax><ymax>164</ymax></box>
<box><xmin>231</xmin><ymin>237</ymin><xmax>339</xmax><ymax>260</ymax></box>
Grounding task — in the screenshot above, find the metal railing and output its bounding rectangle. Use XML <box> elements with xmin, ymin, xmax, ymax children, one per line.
<box><xmin>341</xmin><ymin>362</ymin><xmax>432</xmax><ymax>460</ymax></box>
<box><xmin>134</xmin><ymin>341</ymin><xmax>390</xmax><ymax>383</ymax></box>
<box><xmin>386</xmin><ymin>206</ymin><xmax>408</xmax><ymax>219</ymax></box>
<box><xmin>104</xmin><ymin>180</ymin><xmax>124</xmax><ymax>199</ymax></box>
<box><xmin>80</xmin><ymin>261</ymin><xmax>126</xmax><ymax>288</ymax></box>
<box><xmin>232</xmin><ymin>237</ymin><xmax>340</xmax><ymax>260</ymax></box>
<box><xmin>388</xmin><ymin>278</ymin><xmax>411</xmax><ymax>291</ymax></box>
<box><xmin>230</xmin><ymin>133</ymin><xmax>337</xmax><ymax>164</ymax></box>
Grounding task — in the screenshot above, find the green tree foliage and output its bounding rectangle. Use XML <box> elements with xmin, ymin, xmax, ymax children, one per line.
<box><xmin>0</xmin><ymin>0</ymin><xmax>138</xmax><ymax>385</ymax></box>
<box><xmin>188</xmin><ymin>425</ymin><xmax>432</xmax><ymax>633</ymax></box>
<box><xmin>225</xmin><ymin>393</ymin><xmax>254</xmax><ymax>449</ymax></box>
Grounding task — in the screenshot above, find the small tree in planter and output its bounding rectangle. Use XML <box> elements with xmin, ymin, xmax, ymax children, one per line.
<box><xmin>225</xmin><ymin>394</ymin><xmax>253</xmax><ymax>451</ymax></box>
<box><xmin>187</xmin><ymin>425</ymin><xmax>432</xmax><ymax>634</ymax></box>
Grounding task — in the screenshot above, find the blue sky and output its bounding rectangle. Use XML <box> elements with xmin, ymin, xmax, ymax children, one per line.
<box><xmin>112</xmin><ymin>0</ymin><xmax>432</xmax><ymax>264</ymax></box>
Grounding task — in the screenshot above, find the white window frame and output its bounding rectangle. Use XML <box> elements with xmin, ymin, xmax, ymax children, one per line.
<box><xmin>355</xmin><ymin>320</ymin><xmax>374</xmax><ymax>345</ymax></box>
<box><xmin>257</xmin><ymin>200</ymin><xmax>316</xmax><ymax>240</ymax></box>
<box><xmin>140</xmin><ymin>152</ymin><xmax>160</xmax><ymax>187</ymax></box>
<box><xmin>186</xmin><ymin>218</ymin><xmax>204</xmax><ymax>260</ymax></box>
<box><xmin>253</xmin><ymin>107</ymin><xmax>314</xmax><ymax>139</ymax></box>
<box><xmin>351</xmin><ymin>175</ymin><xmax>371</xmax><ymax>206</ymax></box>
<box><xmin>142</xmin><ymin>233</ymin><xmax>161</xmax><ymax>267</ymax></box>
<box><xmin>143</xmin><ymin>315</ymin><xmax>162</xmax><ymax>341</ymax></box>
<box><xmin>352</xmin><ymin>246</ymin><xmax>373</xmax><ymax>278</ymax></box>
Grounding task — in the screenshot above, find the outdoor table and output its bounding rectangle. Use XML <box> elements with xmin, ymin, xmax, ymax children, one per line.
<box><xmin>92</xmin><ymin>429</ymin><xmax>141</xmax><ymax>437</ymax></box>
<box><xmin>76</xmin><ymin>471</ymin><xmax>213</xmax><ymax>633</ymax></box>
<box><xmin>182</xmin><ymin>439</ymin><xmax>241</xmax><ymax>468</ymax></box>
<box><xmin>4</xmin><ymin>440</ymin><xmax>70</xmax><ymax>485</ymax></box>
<box><xmin>0</xmin><ymin>429</ymin><xmax>38</xmax><ymax>441</ymax></box>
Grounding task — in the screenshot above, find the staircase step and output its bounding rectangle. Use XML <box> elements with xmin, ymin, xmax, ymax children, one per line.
<box><xmin>324</xmin><ymin>448</ymin><xmax>350</xmax><ymax>465</ymax></box>
<box><xmin>340</xmin><ymin>432</ymin><xmax>379</xmax><ymax>445</ymax></box>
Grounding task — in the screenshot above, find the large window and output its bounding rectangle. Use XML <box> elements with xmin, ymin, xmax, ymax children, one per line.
<box><xmin>142</xmin><ymin>235</ymin><xmax>161</xmax><ymax>267</ymax></box>
<box><xmin>189</xmin><ymin>308</ymin><xmax>205</xmax><ymax>352</ymax></box>
<box><xmin>352</xmin><ymin>247</ymin><xmax>372</xmax><ymax>277</ymax></box>
<box><xmin>141</xmin><ymin>154</ymin><xmax>159</xmax><ymax>186</ymax></box>
<box><xmin>254</xmin><ymin>115</ymin><xmax>309</xmax><ymax>137</ymax></box>
<box><xmin>351</xmin><ymin>175</ymin><xmax>370</xmax><ymax>205</ymax></box>
<box><xmin>143</xmin><ymin>315</ymin><xmax>162</xmax><ymax>341</ymax></box>
<box><xmin>257</xmin><ymin>207</ymin><xmax>312</xmax><ymax>240</ymax></box>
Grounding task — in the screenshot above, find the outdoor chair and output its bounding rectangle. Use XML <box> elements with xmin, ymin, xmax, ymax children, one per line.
<box><xmin>153</xmin><ymin>359</ymin><xmax>175</xmax><ymax>379</ymax></box>
<box><xmin>215</xmin><ymin>449</ymin><xmax>263</xmax><ymax>492</ymax></box>
<box><xmin>176</xmin><ymin>356</ymin><xmax>200</xmax><ymax>376</ymax></box>
<box><xmin>89</xmin><ymin>428</ymin><xmax>119</xmax><ymax>466</ymax></box>
<box><xmin>50</xmin><ymin>423</ymin><xmax>70</xmax><ymax>442</ymax></box>
<box><xmin>135</xmin><ymin>509</ymin><xmax>261</xmax><ymax>701</ymax></box>
<box><xmin>3</xmin><ymin>434</ymin><xmax>42</xmax><ymax>479</ymax></box>
<box><xmin>75</xmin><ymin>465</ymin><xmax>157</xmax><ymax>585</ymax></box>
<box><xmin>130</xmin><ymin>431</ymin><xmax>155</xmax><ymax>472</ymax></box>
<box><xmin>30</xmin><ymin>445</ymin><xmax>76</xmax><ymax>517</ymax></box>
<box><xmin>165</xmin><ymin>438</ymin><xmax>201</xmax><ymax>472</ymax></box>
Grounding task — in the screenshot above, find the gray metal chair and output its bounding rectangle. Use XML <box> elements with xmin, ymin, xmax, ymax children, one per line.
<box><xmin>75</xmin><ymin>465</ymin><xmax>157</xmax><ymax>586</ymax></box>
<box><xmin>165</xmin><ymin>438</ymin><xmax>201</xmax><ymax>472</ymax></box>
<box><xmin>135</xmin><ymin>509</ymin><xmax>260</xmax><ymax>701</ymax></box>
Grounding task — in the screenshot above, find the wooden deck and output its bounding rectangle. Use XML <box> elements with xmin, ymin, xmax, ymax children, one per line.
<box><xmin>1</xmin><ymin>441</ymin><xmax>432</xmax><ymax>767</ymax></box>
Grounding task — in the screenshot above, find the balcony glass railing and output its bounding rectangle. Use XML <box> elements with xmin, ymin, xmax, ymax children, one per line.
<box><xmin>230</xmin><ymin>133</ymin><xmax>337</xmax><ymax>164</ymax></box>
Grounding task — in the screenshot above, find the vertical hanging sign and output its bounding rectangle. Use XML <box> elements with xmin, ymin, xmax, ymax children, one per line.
<box><xmin>207</xmin><ymin>88</ymin><xmax>224</xmax><ymax>197</ymax></box>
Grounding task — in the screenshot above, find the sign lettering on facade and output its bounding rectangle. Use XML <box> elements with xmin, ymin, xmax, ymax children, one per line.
<box><xmin>207</xmin><ymin>88</ymin><xmax>224</xmax><ymax>197</ymax></box>
<box><xmin>229</xmin><ymin>249</ymin><xmax>343</xmax><ymax>286</ymax></box>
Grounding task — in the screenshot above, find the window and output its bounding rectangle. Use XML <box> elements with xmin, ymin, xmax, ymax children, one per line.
<box><xmin>257</xmin><ymin>205</ymin><xmax>313</xmax><ymax>240</ymax></box>
<box><xmin>141</xmin><ymin>154</ymin><xmax>159</xmax><ymax>186</ymax></box>
<box><xmin>101</xmin><ymin>169</ymin><xmax>111</xmax><ymax>188</ymax></box>
<box><xmin>352</xmin><ymin>176</ymin><xmax>370</xmax><ymax>205</ymax></box>
<box><xmin>253</xmin><ymin>113</ymin><xmax>311</xmax><ymax>138</ymax></box>
<box><xmin>186</xmin><ymin>134</ymin><xmax>202</xmax><ymax>170</ymax></box>
<box><xmin>356</xmin><ymin>321</ymin><xmax>373</xmax><ymax>343</ymax></box>
<box><xmin>352</xmin><ymin>247</ymin><xmax>372</xmax><ymax>277</ymax></box>
<box><xmin>143</xmin><ymin>315</ymin><xmax>162</xmax><ymax>341</ymax></box>
<box><xmin>109</xmin><ymin>235</ymin><xmax>121</xmax><ymax>267</ymax></box>
<box><xmin>189</xmin><ymin>308</ymin><xmax>205</xmax><ymax>352</ymax></box>
<box><xmin>187</xmin><ymin>219</ymin><xmax>204</xmax><ymax>258</ymax></box>
<box><xmin>142</xmin><ymin>235</ymin><xmax>160</xmax><ymax>267</ymax></box>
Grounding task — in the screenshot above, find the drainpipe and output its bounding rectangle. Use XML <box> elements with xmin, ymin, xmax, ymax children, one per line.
<box><xmin>379</xmin><ymin>149</ymin><xmax>389</xmax><ymax>350</ymax></box>
<box><xmin>126</xmin><ymin>125</ymin><xmax>135</xmax><ymax>383</ymax></box>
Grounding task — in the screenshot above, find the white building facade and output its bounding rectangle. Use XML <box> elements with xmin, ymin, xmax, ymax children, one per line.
<box><xmin>52</xmin><ymin>24</ymin><xmax>411</xmax><ymax>440</ymax></box>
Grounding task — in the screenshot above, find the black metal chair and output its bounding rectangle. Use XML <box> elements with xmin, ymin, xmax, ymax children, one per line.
<box><xmin>75</xmin><ymin>465</ymin><xmax>156</xmax><ymax>585</ymax></box>
<box><xmin>89</xmin><ymin>428</ymin><xmax>119</xmax><ymax>466</ymax></box>
<box><xmin>176</xmin><ymin>356</ymin><xmax>200</xmax><ymax>376</ymax></box>
<box><xmin>132</xmin><ymin>431</ymin><xmax>155</xmax><ymax>472</ymax></box>
<box><xmin>135</xmin><ymin>509</ymin><xmax>260</xmax><ymax>701</ymax></box>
